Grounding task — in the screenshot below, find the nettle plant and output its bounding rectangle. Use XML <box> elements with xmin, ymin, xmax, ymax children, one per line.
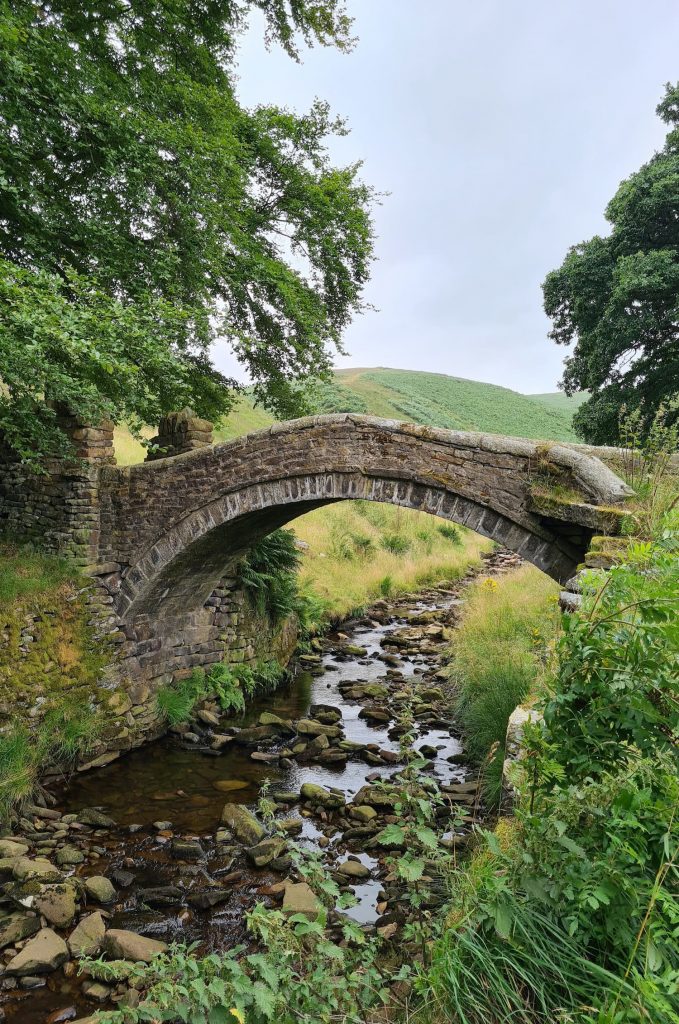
<box><xmin>375</xmin><ymin>702</ymin><xmax>465</xmax><ymax>960</ymax></box>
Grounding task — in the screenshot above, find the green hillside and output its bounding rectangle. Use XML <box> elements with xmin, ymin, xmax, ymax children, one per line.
<box><xmin>529</xmin><ymin>390</ymin><xmax>588</xmax><ymax>418</ymax></box>
<box><xmin>334</xmin><ymin>368</ymin><xmax>579</xmax><ymax>442</ymax></box>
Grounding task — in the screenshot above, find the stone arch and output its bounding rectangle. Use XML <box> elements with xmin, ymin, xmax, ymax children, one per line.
<box><xmin>100</xmin><ymin>414</ymin><xmax>630</xmax><ymax>627</ymax></box>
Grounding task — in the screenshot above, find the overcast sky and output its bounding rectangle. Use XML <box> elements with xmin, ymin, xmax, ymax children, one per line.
<box><xmin>213</xmin><ymin>0</ymin><xmax>679</xmax><ymax>395</ymax></box>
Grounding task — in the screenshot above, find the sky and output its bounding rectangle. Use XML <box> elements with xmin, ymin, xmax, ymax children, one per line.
<box><xmin>212</xmin><ymin>0</ymin><xmax>679</xmax><ymax>395</ymax></box>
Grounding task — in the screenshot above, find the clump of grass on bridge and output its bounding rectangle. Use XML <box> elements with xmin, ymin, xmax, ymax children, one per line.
<box><xmin>448</xmin><ymin>563</ymin><xmax>561</xmax><ymax>802</ymax></box>
<box><xmin>292</xmin><ymin>501</ymin><xmax>492</xmax><ymax>620</ymax></box>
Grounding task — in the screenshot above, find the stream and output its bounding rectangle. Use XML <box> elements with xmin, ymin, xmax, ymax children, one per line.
<box><xmin>2</xmin><ymin>550</ymin><xmax>519</xmax><ymax>1024</ymax></box>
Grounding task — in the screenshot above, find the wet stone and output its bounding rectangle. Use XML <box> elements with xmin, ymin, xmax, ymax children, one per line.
<box><xmin>171</xmin><ymin>839</ymin><xmax>205</xmax><ymax>861</ymax></box>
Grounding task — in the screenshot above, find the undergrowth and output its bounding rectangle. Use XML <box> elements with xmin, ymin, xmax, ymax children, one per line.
<box><xmin>448</xmin><ymin>565</ymin><xmax>560</xmax><ymax>802</ymax></box>
<box><xmin>420</xmin><ymin>505</ymin><xmax>679</xmax><ymax>1024</ymax></box>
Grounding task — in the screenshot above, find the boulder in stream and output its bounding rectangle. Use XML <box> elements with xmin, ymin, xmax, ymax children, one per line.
<box><xmin>68</xmin><ymin>912</ymin><xmax>106</xmax><ymax>957</ymax></box>
<box><xmin>220</xmin><ymin>804</ymin><xmax>266</xmax><ymax>845</ymax></box>
<box><xmin>300</xmin><ymin>784</ymin><xmax>345</xmax><ymax>809</ymax></box>
<box><xmin>103</xmin><ymin>929</ymin><xmax>168</xmax><ymax>963</ymax></box>
<box><xmin>4</xmin><ymin>928</ymin><xmax>69</xmax><ymax>975</ymax></box>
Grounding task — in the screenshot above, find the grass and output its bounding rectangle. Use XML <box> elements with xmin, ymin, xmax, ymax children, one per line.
<box><xmin>528</xmin><ymin>390</ymin><xmax>589</xmax><ymax>417</ymax></box>
<box><xmin>447</xmin><ymin>564</ymin><xmax>560</xmax><ymax>802</ymax></box>
<box><xmin>0</xmin><ymin>543</ymin><xmax>75</xmax><ymax>602</ymax></box>
<box><xmin>156</xmin><ymin>671</ymin><xmax>209</xmax><ymax>727</ymax></box>
<box><xmin>0</xmin><ymin>700</ymin><xmax>102</xmax><ymax>819</ymax></box>
<box><xmin>291</xmin><ymin>501</ymin><xmax>492</xmax><ymax>620</ymax></box>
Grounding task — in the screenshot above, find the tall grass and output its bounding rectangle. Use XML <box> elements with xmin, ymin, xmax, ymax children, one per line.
<box><xmin>448</xmin><ymin>565</ymin><xmax>560</xmax><ymax>801</ymax></box>
<box><xmin>292</xmin><ymin>501</ymin><xmax>492</xmax><ymax>620</ymax></box>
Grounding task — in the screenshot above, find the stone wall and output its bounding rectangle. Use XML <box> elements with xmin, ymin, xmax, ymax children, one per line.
<box><xmin>0</xmin><ymin>568</ymin><xmax>298</xmax><ymax>773</ymax></box>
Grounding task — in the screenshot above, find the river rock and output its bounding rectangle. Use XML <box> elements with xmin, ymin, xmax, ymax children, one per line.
<box><xmin>34</xmin><ymin>884</ymin><xmax>78</xmax><ymax>928</ymax></box>
<box><xmin>307</xmin><ymin>733</ymin><xmax>330</xmax><ymax>753</ymax></box>
<box><xmin>55</xmin><ymin>846</ymin><xmax>85</xmax><ymax>867</ymax></box>
<box><xmin>246</xmin><ymin>836</ymin><xmax>287</xmax><ymax>868</ymax></box>
<box><xmin>231</xmin><ymin>725</ymin><xmax>277</xmax><ymax>745</ymax></box>
<box><xmin>12</xmin><ymin>857</ymin><xmax>63</xmax><ymax>883</ymax></box>
<box><xmin>271</xmin><ymin>791</ymin><xmax>299</xmax><ymax>804</ymax></box>
<box><xmin>171</xmin><ymin>839</ymin><xmax>204</xmax><ymax>861</ymax></box>
<box><xmin>82</xmin><ymin>980</ymin><xmax>110</xmax><ymax>1002</ymax></box>
<box><xmin>0</xmin><ymin>840</ymin><xmax>29</xmax><ymax>858</ymax></box>
<box><xmin>353</xmin><ymin>785</ymin><xmax>398</xmax><ymax>810</ymax></box>
<box><xmin>282</xmin><ymin>882</ymin><xmax>321</xmax><ymax>919</ymax></box>
<box><xmin>0</xmin><ymin>912</ymin><xmax>41</xmax><ymax>950</ymax></box>
<box><xmin>296</xmin><ymin>719</ymin><xmax>341</xmax><ymax>738</ymax></box>
<box><xmin>212</xmin><ymin>780</ymin><xmax>249</xmax><ymax>793</ymax></box>
<box><xmin>220</xmin><ymin>804</ymin><xmax>266</xmax><ymax>845</ymax></box>
<box><xmin>103</xmin><ymin>929</ymin><xmax>168</xmax><ymax>963</ymax></box>
<box><xmin>76</xmin><ymin>808</ymin><xmax>116</xmax><ymax>828</ymax></box>
<box><xmin>309</xmin><ymin>704</ymin><xmax>342</xmax><ymax>723</ymax></box>
<box><xmin>358</xmin><ymin>707</ymin><xmax>390</xmax><ymax>724</ymax></box>
<box><xmin>349</xmin><ymin>805</ymin><xmax>378</xmax><ymax>823</ymax></box>
<box><xmin>300</xmin><ymin>784</ymin><xmax>345</xmax><ymax>809</ymax></box>
<box><xmin>138</xmin><ymin>886</ymin><xmax>183</xmax><ymax>907</ymax></box>
<box><xmin>187</xmin><ymin>888</ymin><xmax>232</xmax><ymax>910</ymax></box>
<box><xmin>259</xmin><ymin>712</ymin><xmax>295</xmax><ymax>734</ymax></box>
<box><xmin>4</xmin><ymin>928</ymin><xmax>69</xmax><ymax>975</ymax></box>
<box><xmin>338</xmin><ymin>860</ymin><xmax>371</xmax><ymax>879</ymax></box>
<box><xmin>68</xmin><ymin>912</ymin><xmax>106</xmax><ymax>957</ymax></box>
<box><xmin>84</xmin><ymin>876</ymin><xmax>117</xmax><ymax>904</ymax></box>
<box><xmin>196</xmin><ymin>709</ymin><xmax>220</xmax><ymax>727</ymax></box>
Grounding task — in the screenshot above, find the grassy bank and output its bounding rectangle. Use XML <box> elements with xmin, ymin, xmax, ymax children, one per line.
<box><xmin>447</xmin><ymin>564</ymin><xmax>560</xmax><ymax>802</ymax></box>
<box><xmin>292</xmin><ymin>501</ymin><xmax>492</xmax><ymax>620</ymax></box>
<box><xmin>418</xmin><ymin>504</ymin><xmax>679</xmax><ymax>1024</ymax></box>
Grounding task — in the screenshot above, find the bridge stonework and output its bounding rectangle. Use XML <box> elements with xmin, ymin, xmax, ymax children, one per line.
<box><xmin>0</xmin><ymin>414</ymin><xmax>631</xmax><ymax>751</ymax></box>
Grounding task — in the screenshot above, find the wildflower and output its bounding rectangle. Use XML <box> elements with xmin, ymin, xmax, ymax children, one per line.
<box><xmin>481</xmin><ymin>578</ymin><xmax>499</xmax><ymax>591</ymax></box>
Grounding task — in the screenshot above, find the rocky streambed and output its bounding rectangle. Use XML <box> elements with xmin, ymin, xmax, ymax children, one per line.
<box><xmin>0</xmin><ymin>550</ymin><xmax>520</xmax><ymax>1023</ymax></box>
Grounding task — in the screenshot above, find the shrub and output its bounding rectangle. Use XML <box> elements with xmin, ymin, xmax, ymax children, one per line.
<box><xmin>437</xmin><ymin>523</ymin><xmax>462</xmax><ymax>544</ymax></box>
<box><xmin>380</xmin><ymin>533</ymin><xmax>410</xmax><ymax>555</ymax></box>
<box><xmin>238</xmin><ymin>530</ymin><xmax>301</xmax><ymax>624</ymax></box>
<box><xmin>156</xmin><ymin>671</ymin><xmax>208</xmax><ymax>726</ymax></box>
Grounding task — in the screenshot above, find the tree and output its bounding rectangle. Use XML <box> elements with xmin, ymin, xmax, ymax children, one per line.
<box><xmin>543</xmin><ymin>83</ymin><xmax>679</xmax><ymax>445</ymax></box>
<box><xmin>0</xmin><ymin>0</ymin><xmax>374</xmax><ymax>463</ymax></box>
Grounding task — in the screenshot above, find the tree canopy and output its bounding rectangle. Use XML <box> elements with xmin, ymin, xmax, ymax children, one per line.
<box><xmin>0</xmin><ymin>0</ymin><xmax>374</xmax><ymax>462</ymax></box>
<box><xmin>543</xmin><ymin>83</ymin><xmax>679</xmax><ymax>445</ymax></box>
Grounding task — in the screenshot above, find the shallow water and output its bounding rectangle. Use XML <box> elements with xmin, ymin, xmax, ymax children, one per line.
<box><xmin>5</xmin><ymin>586</ymin><xmax>473</xmax><ymax>1023</ymax></box>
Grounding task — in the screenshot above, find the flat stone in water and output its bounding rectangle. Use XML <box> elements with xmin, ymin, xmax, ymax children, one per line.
<box><xmin>212</xmin><ymin>780</ymin><xmax>250</xmax><ymax>793</ymax></box>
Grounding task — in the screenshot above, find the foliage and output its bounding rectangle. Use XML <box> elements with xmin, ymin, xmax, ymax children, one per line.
<box><xmin>0</xmin><ymin>0</ymin><xmax>375</xmax><ymax>462</ymax></box>
<box><xmin>375</xmin><ymin>701</ymin><xmax>466</xmax><ymax>961</ymax></box>
<box><xmin>0</xmin><ymin>699</ymin><xmax>102</xmax><ymax>820</ymax></box>
<box><xmin>436</xmin><ymin>524</ymin><xmax>462</xmax><ymax>544</ymax></box>
<box><xmin>305</xmin><ymin>377</ymin><xmax>368</xmax><ymax>414</ymax></box>
<box><xmin>542</xmin><ymin>83</ymin><xmax>679</xmax><ymax>444</ymax></box>
<box><xmin>449</xmin><ymin>566</ymin><xmax>560</xmax><ymax>802</ymax></box>
<box><xmin>423</xmin><ymin>510</ymin><xmax>679</xmax><ymax>1024</ymax></box>
<box><xmin>380</xmin><ymin>532</ymin><xmax>411</xmax><ymax>555</ymax></box>
<box><xmin>208</xmin><ymin>659</ymin><xmax>286</xmax><ymax>713</ymax></box>
<box><xmin>156</xmin><ymin>671</ymin><xmax>210</xmax><ymax>727</ymax></box>
<box><xmin>541</xmin><ymin>531</ymin><xmax>679</xmax><ymax>778</ymax></box>
<box><xmin>238</xmin><ymin>530</ymin><xmax>301</xmax><ymax>625</ymax></box>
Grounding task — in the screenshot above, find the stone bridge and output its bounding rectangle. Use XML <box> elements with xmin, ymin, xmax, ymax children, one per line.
<box><xmin>1</xmin><ymin>412</ymin><xmax>631</xmax><ymax>698</ymax></box>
